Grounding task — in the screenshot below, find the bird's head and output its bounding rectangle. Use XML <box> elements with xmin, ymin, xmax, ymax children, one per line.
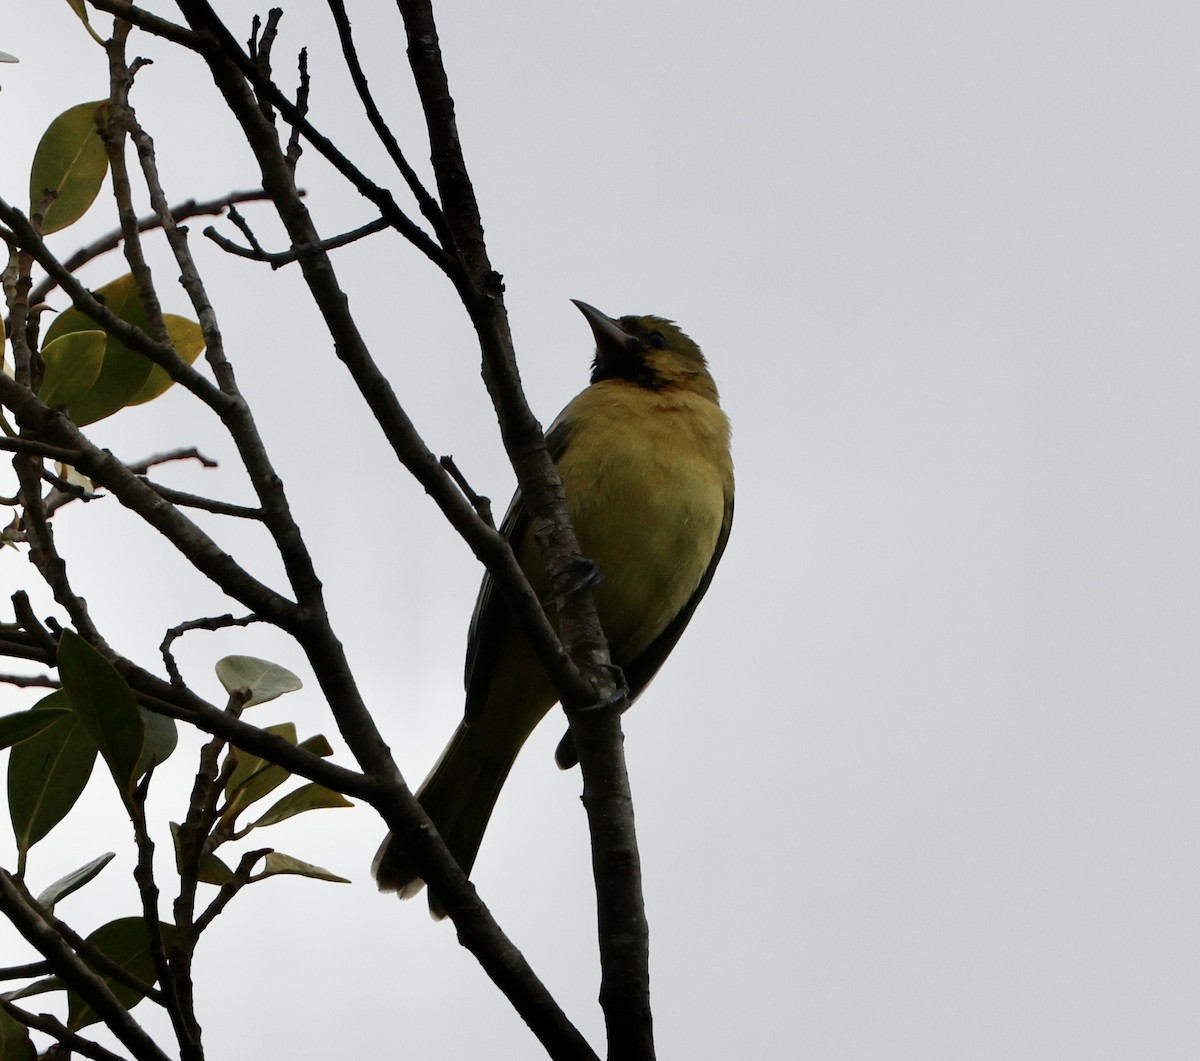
<box><xmin>572</xmin><ymin>300</ymin><xmax>717</xmax><ymax>401</ymax></box>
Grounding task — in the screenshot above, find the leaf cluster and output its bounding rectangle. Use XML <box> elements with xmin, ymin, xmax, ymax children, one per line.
<box><xmin>0</xmin><ymin>637</ymin><xmax>349</xmax><ymax>1054</ymax></box>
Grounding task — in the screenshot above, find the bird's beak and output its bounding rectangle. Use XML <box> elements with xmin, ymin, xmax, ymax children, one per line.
<box><xmin>572</xmin><ymin>299</ymin><xmax>632</xmax><ymax>357</ymax></box>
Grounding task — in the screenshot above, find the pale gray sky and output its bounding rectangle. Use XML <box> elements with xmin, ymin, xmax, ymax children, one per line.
<box><xmin>1</xmin><ymin>1</ymin><xmax>1197</xmax><ymax>1057</ymax></box>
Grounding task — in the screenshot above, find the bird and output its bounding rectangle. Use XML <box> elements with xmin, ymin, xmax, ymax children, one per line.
<box><xmin>372</xmin><ymin>300</ymin><xmax>734</xmax><ymax>911</ymax></box>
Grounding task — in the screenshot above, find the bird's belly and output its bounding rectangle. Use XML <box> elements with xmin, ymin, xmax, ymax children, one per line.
<box><xmin>565</xmin><ymin>448</ymin><xmax>725</xmax><ymax>663</ymax></box>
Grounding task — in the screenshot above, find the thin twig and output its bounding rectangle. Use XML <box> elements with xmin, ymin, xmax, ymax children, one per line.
<box><xmin>192</xmin><ymin>849</ymin><xmax>269</xmax><ymax>936</ymax></box>
<box><xmin>160</xmin><ymin>612</ymin><xmax>263</xmax><ymax>685</ymax></box>
<box><xmin>93</xmin><ymin>0</ymin><xmax>453</xmax><ymax>271</ymax></box>
<box><xmin>126</xmin><ymin>447</ymin><xmax>219</xmax><ymax>473</ymax></box>
<box><xmin>440</xmin><ymin>455</ymin><xmax>493</xmax><ymax>527</ymax></box>
<box><xmin>10</xmin><ymin>592</ymin><xmax>56</xmax><ymax>655</ymax></box>
<box><xmin>285</xmin><ymin>47</ymin><xmax>309</xmax><ymax>170</ymax></box>
<box><xmin>137</xmin><ymin>479</ymin><xmax>262</xmax><ymax>520</ymax></box>
<box><xmin>204</xmin><ymin>215</ymin><xmax>388</xmax><ymax>268</ymax></box>
<box><xmin>325</xmin><ymin>0</ymin><xmax>450</xmax><ymax>244</ymax></box>
<box><xmin>0</xmin><ymin>377</ymin><xmax>300</xmax><ymax>631</ymax></box>
<box><xmin>0</xmin><ymin>960</ymin><xmax>51</xmax><ymax>979</ymax></box>
<box><xmin>0</xmin><ymin>672</ymin><xmax>58</xmax><ymax>689</ymax></box>
<box><xmin>25</xmin><ymin>190</ymin><xmax>273</xmax><ymax>308</ymax></box>
<box><xmin>0</xmin><ymin>436</ymin><xmax>83</xmax><ymax>464</ymax></box>
<box><xmin>130</xmin><ymin>776</ymin><xmax>204</xmax><ymax>1059</ymax></box>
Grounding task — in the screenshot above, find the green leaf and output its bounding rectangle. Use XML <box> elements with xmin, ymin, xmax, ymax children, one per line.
<box><xmin>63</xmin><ymin>0</ymin><xmax>107</xmax><ymax>45</ymax></box>
<box><xmin>41</xmin><ymin>274</ymin><xmax>205</xmax><ymax>426</ymax></box>
<box><xmin>37</xmin><ymin>329</ymin><xmax>105</xmax><ymax>410</ymax></box>
<box><xmin>215</xmin><ymin>655</ymin><xmax>302</xmax><ymax>708</ymax></box>
<box><xmin>198</xmin><ymin>852</ymin><xmax>237</xmax><ymax>886</ymax></box>
<box><xmin>8</xmin><ymin>692</ymin><xmax>98</xmax><ymax>858</ymax></box>
<box><xmin>29</xmin><ymin>100</ymin><xmax>109</xmax><ymax>235</ymax></box>
<box><xmin>67</xmin><ymin>917</ymin><xmax>175</xmax><ymax>1030</ymax></box>
<box><xmin>170</xmin><ymin>820</ymin><xmax>234</xmax><ymax>884</ymax></box>
<box><xmin>128</xmin><ymin>314</ymin><xmax>206</xmax><ymax>405</ymax></box>
<box><xmin>298</xmin><ymin>734</ymin><xmax>334</xmax><ymax>758</ymax></box>
<box><xmin>35</xmin><ymin>852</ymin><xmax>115</xmax><ymax>911</ymax></box>
<box><xmin>0</xmin><ymin>1004</ymin><xmax>35</xmax><ymax>1060</ymax></box>
<box><xmin>0</xmin><ymin>705</ymin><xmax>68</xmax><ymax>750</ymax></box>
<box><xmin>250</xmin><ymin>782</ymin><xmax>353</xmax><ymax>829</ymax></box>
<box><xmin>222</xmin><ymin>729</ymin><xmax>334</xmax><ymax>825</ymax></box>
<box><xmin>223</xmin><ymin>722</ymin><xmax>297</xmax><ymax>821</ymax></box>
<box><xmin>56</xmin><ymin>631</ymin><xmax>143</xmax><ymax>801</ymax></box>
<box><xmin>256</xmin><ymin>852</ymin><xmax>349</xmax><ymax>884</ymax></box>
<box><xmin>135</xmin><ymin>706</ymin><xmax>177</xmax><ymax>777</ymax></box>
<box><xmin>4</xmin><ymin>975</ymin><xmax>66</xmax><ymax>1002</ymax></box>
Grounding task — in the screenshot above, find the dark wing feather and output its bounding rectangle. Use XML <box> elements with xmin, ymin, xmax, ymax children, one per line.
<box><xmin>555</xmin><ymin>487</ymin><xmax>735</xmax><ymax>768</ymax></box>
<box><xmin>462</xmin><ymin>418</ymin><xmax>575</xmax><ymax>723</ymax></box>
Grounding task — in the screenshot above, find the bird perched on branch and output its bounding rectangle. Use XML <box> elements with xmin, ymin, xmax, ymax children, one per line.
<box><xmin>373</xmin><ymin>300</ymin><xmax>734</xmax><ymax>911</ymax></box>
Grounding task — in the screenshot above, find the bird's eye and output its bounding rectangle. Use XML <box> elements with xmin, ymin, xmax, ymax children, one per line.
<box><xmin>647</xmin><ymin>332</ymin><xmax>667</xmax><ymax>350</ymax></box>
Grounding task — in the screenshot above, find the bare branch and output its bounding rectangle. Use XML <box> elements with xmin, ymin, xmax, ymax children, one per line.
<box><xmin>137</xmin><ymin>479</ymin><xmax>262</xmax><ymax>520</ymax></box>
<box><xmin>0</xmin><ymin>961</ymin><xmax>51</xmax><ymax>979</ymax></box>
<box><xmin>26</xmin><ymin>190</ymin><xmax>273</xmax><ymax>307</ymax></box>
<box><xmin>204</xmin><ymin>214</ymin><xmax>388</xmax><ymax>267</ymax></box>
<box><xmin>0</xmin><ymin>436</ymin><xmax>84</xmax><ymax>464</ymax></box>
<box><xmin>125</xmin><ymin>447</ymin><xmax>219</xmax><ymax>473</ymax></box>
<box><xmin>130</xmin><ymin>779</ymin><xmax>203</xmax><ymax>1059</ymax></box>
<box><xmin>326</xmin><ymin>0</ymin><xmax>450</xmax><ymax>244</ymax></box>
<box><xmin>160</xmin><ymin>611</ymin><xmax>263</xmax><ymax>685</ymax></box>
<box><xmin>440</xmin><ymin>454</ymin><xmax>494</xmax><ymax>527</ymax></box>
<box><xmin>96</xmin><ymin>0</ymin><xmax>453</xmax><ymax>270</ymax></box>
<box><xmin>0</xmin><ymin>672</ymin><xmax>58</xmax><ymax>689</ymax></box>
<box><xmin>0</xmin><ymin>376</ymin><xmax>300</xmax><ymax>629</ymax></box>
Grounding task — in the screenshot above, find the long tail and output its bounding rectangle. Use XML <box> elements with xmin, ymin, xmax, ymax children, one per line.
<box><xmin>372</xmin><ymin>722</ymin><xmax>521</xmax><ymax>911</ymax></box>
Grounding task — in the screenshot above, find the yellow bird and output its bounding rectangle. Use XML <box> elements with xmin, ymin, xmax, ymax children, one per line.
<box><xmin>373</xmin><ymin>300</ymin><xmax>733</xmax><ymax>906</ymax></box>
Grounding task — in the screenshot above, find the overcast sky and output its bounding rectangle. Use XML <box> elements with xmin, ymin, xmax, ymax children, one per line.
<box><xmin>2</xmin><ymin>1</ymin><xmax>1197</xmax><ymax>1058</ymax></box>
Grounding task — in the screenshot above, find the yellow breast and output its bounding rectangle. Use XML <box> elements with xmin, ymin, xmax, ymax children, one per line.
<box><xmin>552</xmin><ymin>380</ymin><xmax>732</xmax><ymax>662</ymax></box>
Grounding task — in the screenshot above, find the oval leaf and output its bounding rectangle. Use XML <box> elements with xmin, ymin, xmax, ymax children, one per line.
<box><xmin>222</xmin><ymin>722</ymin><xmax>298</xmax><ymax>824</ymax></box>
<box><xmin>256</xmin><ymin>852</ymin><xmax>349</xmax><ymax>884</ymax></box>
<box><xmin>221</xmin><ymin>728</ymin><xmax>335</xmax><ymax>823</ymax></box>
<box><xmin>250</xmin><ymin>782</ymin><xmax>353</xmax><ymax>830</ymax></box>
<box><xmin>67</xmin><ymin>917</ymin><xmax>175</xmax><ymax>1031</ymax></box>
<box><xmin>37</xmin><ymin>329</ymin><xmax>105</xmax><ymax>410</ymax></box>
<box><xmin>135</xmin><ymin>706</ymin><xmax>177</xmax><ymax>776</ymax></box>
<box><xmin>8</xmin><ymin>692</ymin><xmax>98</xmax><ymax>857</ymax></box>
<box><xmin>56</xmin><ymin>631</ymin><xmax>143</xmax><ymax>802</ymax></box>
<box><xmin>41</xmin><ymin>274</ymin><xmax>203</xmax><ymax>425</ymax></box>
<box><xmin>128</xmin><ymin>314</ymin><xmax>205</xmax><ymax>405</ymax></box>
<box><xmin>35</xmin><ymin>851</ymin><xmax>116</xmax><ymax>911</ymax></box>
<box><xmin>0</xmin><ymin>705</ymin><xmax>68</xmax><ymax>750</ymax></box>
<box><xmin>197</xmin><ymin>853</ymin><xmax>236</xmax><ymax>886</ymax></box>
<box><xmin>29</xmin><ymin>100</ymin><xmax>109</xmax><ymax>235</ymax></box>
<box><xmin>215</xmin><ymin>655</ymin><xmax>302</xmax><ymax>708</ymax></box>
<box><xmin>42</xmin><ymin>274</ymin><xmax>152</xmax><ymax>425</ymax></box>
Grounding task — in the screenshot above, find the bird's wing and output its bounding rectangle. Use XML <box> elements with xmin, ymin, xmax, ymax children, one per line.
<box><xmin>554</xmin><ymin>486</ymin><xmax>734</xmax><ymax>768</ymax></box>
<box><xmin>462</xmin><ymin>418</ymin><xmax>574</xmax><ymax>723</ymax></box>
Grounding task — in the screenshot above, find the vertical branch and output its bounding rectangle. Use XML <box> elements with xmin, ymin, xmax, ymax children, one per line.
<box><xmin>393</xmin><ymin>2</ymin><xmax>655</xmax><ymax>1055</ymax></box>
<box><xmin>129</xmin><ymin>780</ymin><xmax>204</xmax><ymax>1060</ymax></box>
